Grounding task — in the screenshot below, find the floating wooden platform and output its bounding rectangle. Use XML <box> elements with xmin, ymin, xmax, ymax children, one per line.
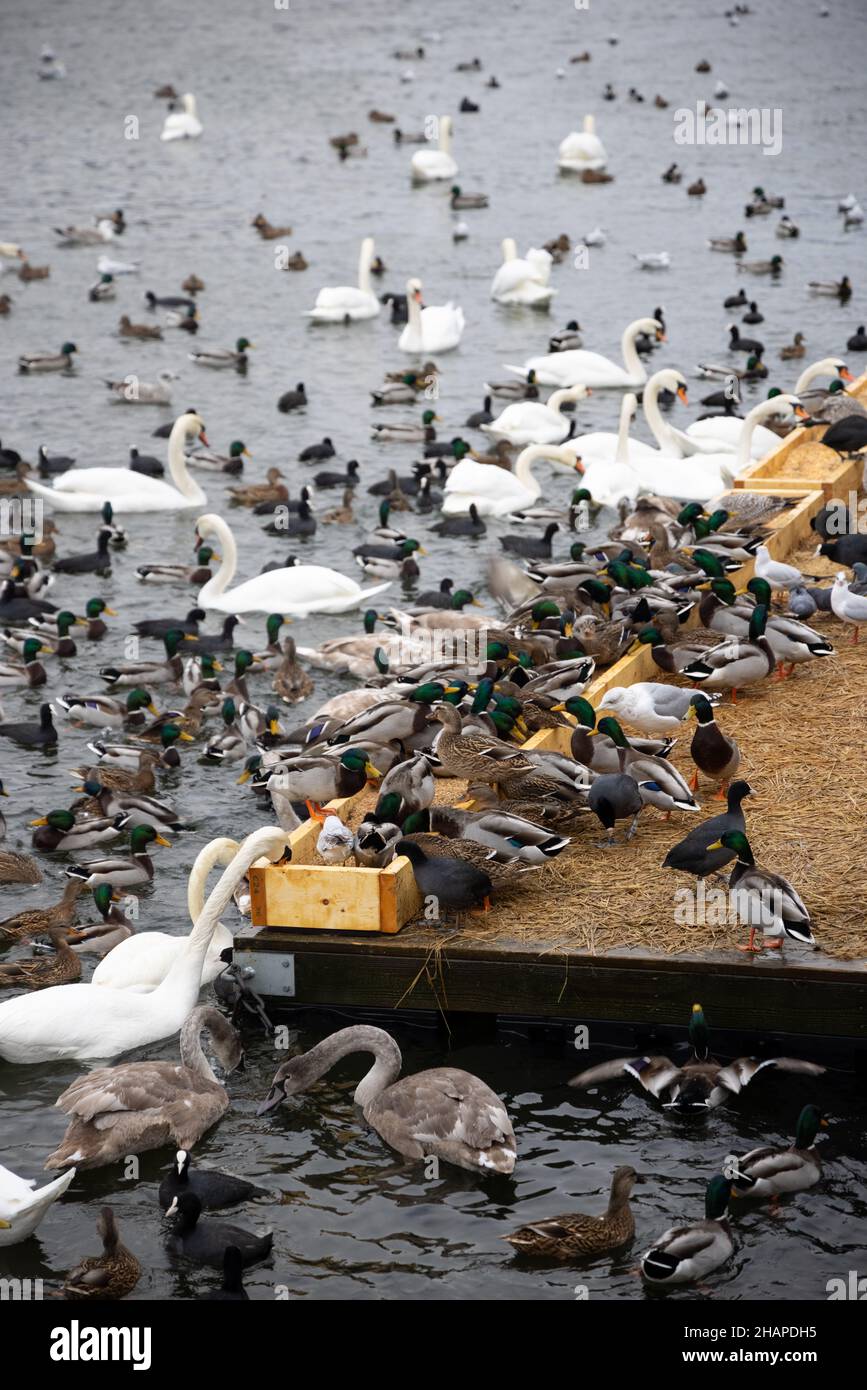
<box><xmin>233</xmin><ymin>921</ymin><xmax>867</xmax><ymax>1041</ymax></box>
<box><xmin>237</xmin><ymin>447</ymin><xmax>867</xmax><ymax>1035</ymax></box>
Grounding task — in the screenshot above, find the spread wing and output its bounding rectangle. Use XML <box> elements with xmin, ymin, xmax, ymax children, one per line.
<box><xmin>568</xmin><ymin>1055</ymin><xmax>681</xmax><ymax>1099</ymax></box>
<box><xmin>715</xmin><ymin>1056</ymin><xmax>825</xmax><ymax>1097</ymax></box>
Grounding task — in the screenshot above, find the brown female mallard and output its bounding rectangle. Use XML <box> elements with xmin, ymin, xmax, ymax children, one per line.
<box><xmin>61</xmin><ymin>1208</ymin><xmax>141</xmax><ymax>1300</ymax></box>
<box><xmin>0</xmin><ymin>928</ymin><xmax>81</xmax><ymax>989</ymax></box>
<box><xmin>0</xmin><ymin>879</ymin><xmax>83</xmax><ymax>942</ymax></box>
<box><xmin>0</xmin><ymin>850</ymin><xmax>42</xmax><ymax>884</ymax></box>
<box><xmin>432</xmin><ymin>702</ymin><xmax>533</xmax><ymax>785</ymax></box>
<box><xmin>504</xmin><ymin>1165</ymin><xmax>637</xmax><ymax>1258</ymax></box>
<box><xmin>272</xmin><ymin>636</ymin><xmax>314</xmax><ymax>704</ymax></box>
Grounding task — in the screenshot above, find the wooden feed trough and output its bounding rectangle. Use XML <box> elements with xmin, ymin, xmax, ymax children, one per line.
<box><xmin>734</xmin><ymin>368</ymin><xmax>867</xmax><ymax>499</ymax></box>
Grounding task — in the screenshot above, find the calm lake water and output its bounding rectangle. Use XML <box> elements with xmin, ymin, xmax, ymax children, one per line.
<box><xmin>0</xmin><ymin>0</ymin><xmax>865</xmax><ymax>1300</ymax></box>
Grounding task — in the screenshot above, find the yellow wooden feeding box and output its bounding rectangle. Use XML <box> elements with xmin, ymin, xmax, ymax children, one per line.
<box><xmin>735</xmin><ymin>369</ymin><xmax>867</xmax><ymax>500</ymax></box>
<box><xmin>248</xmin><ymin>487</ymin><xmax>827</xmax><ymax>934</ymax></box>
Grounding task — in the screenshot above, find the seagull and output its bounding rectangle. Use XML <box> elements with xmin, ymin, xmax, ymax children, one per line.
<box><xmin>584</xmin><ymin>227</ymin><xmax>606</xmax><ymax>246</ymax></box>
<box><xmin>597</xmin><ymin>683</ymin><xmax>717</xmax><ymax>735</ymax></box>
<box><xmin>633</xmin><ymin>252</ymin><xmax>671</xmax><ymax>270</ymax></box>
<box><xmin>831</xmin><ymin>571</ymin><xmax>867</xmax><ymax>641</ymax></box>
<box><xmin>754</xmin><ymin>543</ymin><xmax>804</xmax><ymax>592</ymax></box>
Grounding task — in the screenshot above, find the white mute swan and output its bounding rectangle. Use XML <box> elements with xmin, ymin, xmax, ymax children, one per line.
<box><xmin>504</xmin><ymin>316</ymin><xmax>662</xmax><ymax>388</ymax></box>
<box><xmin>0</xmin><ymin>1164</ymin><xmax>75</xmax><ymax>1245</ymax></box>
<box><xmin>161</xmin><ymin>94</ymin><xmax>203</xmax><ymax>141</ymax></box>
<box><xmin>564</xmin><ymin>369</ymin><xmax>689</xmax><ymax>465</ymax></box>
<box><xmin>557</xmin><ymin>114</ymin><xmax>607</xmax><ymax>172</ymax></box>
<box><xmin>92</xmin><ymin>837</ymin><xmax>239</xmax><ymax>992</ymax></box>
<box><xmin>490</xmin><ymin>239</ymin><xmax>556</xmax><ymax>306</ymax></box>
<box><xmin>410</xmin><ymin>115</ymin><xmax>457</xmax><ymax>181</ymax></box>
<box><xmin>442</xmin><ymin>443</ymin><xmax>582</xmax><ymax>517</ymax></box>
<box><xmin>0</xmin><ymin>827</ymin><xmax>290</xmax><ymax>1064</ymax></box>
<box><xmin>579</xmin><ymin>395</ymin><xmax>646</xmax><ymax>505</ymax></box>
<box><xmin>626</xmin><ymin>395</ymin><xmax>804</xmax><ymax>503</ymax></box>
<box><xmin>26</xmin><ymin>410</ymin><xmax>208</xmax><ymax>513</ymax></box>
<box><xmin>794</xmin><ymin>355</ymin><xmax>852</xmax><ymax>394</ymax></box>
<box><xmin>305</xmin><ymin>237</ymin><xmax>380</xmax><ymax>322</ymax></box>
<box><xmin>482</xmin><ymin>385</ymin><xmax>590</xmax><ymax>446</ymax></box>
<box><xmin>195</xmin><ymin>512</ymin><xmax>391</xmax><ymax>615</ymax></box>
<box><xmin>398</xmin><ymin>277</ymin><xmax>464</xmax><ymax>354</ymax></box>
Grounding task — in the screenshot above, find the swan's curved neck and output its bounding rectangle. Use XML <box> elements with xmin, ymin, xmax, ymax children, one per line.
<box><xmin>502</xmin><ymin>238</ymin><xmax>517</xmax><ymax>261</ymax></box>
<box><xmin>439</xmin><ymin>119</ymin><xmax>451</xmax><ymax>155</ymax></box>
<box><xmin>642</xmin><ymin>376</ymin><xmax>678</xmax><ymax>451</ymax></box>
<box><xmin>548</xmin><ymin>388</ymin><xmax>575</xmax><ymax>414</ymax></box>
<box><xmin>615</xmin><ymin>397</ymin><xmax>638</xmax><ymax>467</ymax></box>
<box><xmin>293</xmin><ymin>1025</ymin><xmax>403</xmax><ymax>1113</ymax></box>
<box><xmin>156</xmin><ymin>829</ymin><xmax>287</xmax><ymax>1003</ymax></box>
<box><xmin>794</xmin><ymin>359</ymin><xmax>838</xmax><ymax>393</ymax></box>
<box><xmin>179</xmin><ymin>1008</ymin><xmax>218</xmax><ymax>1082</ymax></box>
<box><xmin>197</xmin><ymin>515</ymin><xmax>237</xmax><ymax>603</ymax></box>
<box><xmin>620</xmin><ymin>322</ymin><xmax>646</xmax><ymax>382</ymax></box>
<box><xmin>735</xmin><ymin>399</ymin><xmax>789</xmax><ymax>467</ymax></box>
<box><xmin>358</xmin><ymin>242</ymin><xmax>373</xmax><ymax>295</ymax></box>
<box><xmin>168</xmin><ymin>420</ymin><xmax>207</xmax><ymax>502</ymax></box>
<box><xmin>187</xmin><ymin>837</ymin><xmax>240</xmax><ymax>923</ymax></box>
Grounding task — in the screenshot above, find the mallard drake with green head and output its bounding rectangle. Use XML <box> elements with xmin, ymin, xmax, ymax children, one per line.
<box><xmin>687</xmin><ymin>693</ymin><xmax>740</xmax><ymax>796</ymax></box>
<box><xmin>65</xmin><ymin>884</ymin><xmax>136</xmax><ymax>956</ymax></box>
<box><xmin>569</xmin><ymin>1002</ymin><xmax>825</xmax><ymax>1110</ymax></box>
<box><xmin>708</xmin><ymin>831</ymin><xmax>814</xmax><ymax>953</ymax></box>
<box><xmin>730</xmin><ymin>1105</ymin><xmax>826</xmax><ymax>1201</ymax></box>
<box><xmin>375</xmin><ymin>754</ymin><xmax>435</xmax><ymax>821</ymax></box>
<box><xmin>99</xmin><ymin>629</ymin><xmax>184</xmax><ymax>688</ymax></box>
<box><xmin>504</xmin><ymin>1165</ymin><xmax>637</xmax><ymax>1259</ymax></box>
<box><xmin>136</xmin><ymin>544</ymin><xmax>215</xmax><ymax>585</ymax></box>
<box><xmin>596</xmin><ymin>715</ymin><xmax>698</xmax><ymax>816</ymax></box>
<box><xmin>370</xmin><ymin>408</ymin><xmax>440</xmax><ymax>443</ymax></box>
<box><xmin>65</xmin><ymin>823</ymin><xmax>170</xmax><ymax>889</ymax></box>
<box><xmin>0</xmin><ymin>637</ymin><xmax>50</xmax><ymax>687</ymax></box>
<box><xmin>30</xmin><ymin>808</ymin><xmax>130</xmax><ymax>852</ymax></box>
<box><xmin>18</xmin><ymin>342</ymin><xmax>77</xmax><ymax>372</ymax></box>
<box><xmin>682</xmin><ymin>605</ymin><xmax>775</xmax><ymax>698</ymax></box>
<box><xmin>189</xmin><ymin>338</ymin><xmax>252</xmax><ymax>369</ymax></box>
<box><xmin>641</xmin><ymin>1176</ymin><xmax>734</xmax><ymax>1286</ymax></box>
<box><xmin>56</xmin><ymin>687</ymin><xmax>158</xmax><ymax>729</ymax></box>
<box><xmin>248</xmin><ymin>748</ymin><xmax>381</xmax><ymax>820</ymax></box>
<box><xmin>557</xmin><ymin>697</ymin><xmax>676</xmax><ymax>773</ymax></box>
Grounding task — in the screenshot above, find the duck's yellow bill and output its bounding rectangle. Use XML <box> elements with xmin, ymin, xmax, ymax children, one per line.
<box><xmin>30</xmin><ymin>817</ymin><xmax>48</xmax><ymax>826</ymax></box>
<box><xmin>154</xmin><ymin>834</ymin><xmax>172</xmax><ymax>847</ymax></box>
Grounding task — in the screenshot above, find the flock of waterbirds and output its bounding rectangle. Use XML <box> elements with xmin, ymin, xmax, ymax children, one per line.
<box><xmin>0</xmin><ymin>11</ymin><xmax>863</xmax><ymax>1298</ymax></box>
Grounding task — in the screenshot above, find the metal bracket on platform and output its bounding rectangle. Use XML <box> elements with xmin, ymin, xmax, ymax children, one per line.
<box><xmin>232</xmin><ymin>949</ymin><xmax>296</xmax><ymax>998</ymax></box>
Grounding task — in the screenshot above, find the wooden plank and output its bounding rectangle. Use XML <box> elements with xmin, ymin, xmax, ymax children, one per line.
<box><xmin>233</xmin><ymin>925</ymin><xmax>867</xmax><ymax>1038</ymax></box>
<box><xmin>379</xmin><ymin>856</ymin><xmax>422</xmax><ymax>934</ymax></box>
<box><xmin>735</xmin><ymin>369</ymin><xmax>867</xmax><ymax>496</ymax></box>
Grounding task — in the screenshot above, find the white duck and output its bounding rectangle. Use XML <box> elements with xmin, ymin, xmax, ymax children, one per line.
<box><xmin>442</xmin><ymin>443</ymin><xmax>582</xmax><ymax>517</ymax></box>
<box><xmin>0</xmin><ymin>827</ymin><xmax>289</xmax><ymax>1064</ymax></box>
<box><xmin>0</xmin><ymin>1164</ymin><xmax>75</xmax><ymax>1246</ymax></box>
<box><xmin>490</xmin><ymin>239</ymin><xmax>556</xmax><ymax>307</ymax></box>
<box><xmin>26</xmin><ymin>411</ymin><xmax>208</xmax><ymax>513</ymax></box>
<box><xmin>305</xmin><ymin>237</ymin><xmax>380</xmax><ymax>322</ymax></box>
<box><xmin>481</xmin><ymin>385</ymin><xmax>590</xmax><ymax>446</ymax></box>
<box><xmin>398</xmin><ymin>277</ymin><xmax>464</xmax><ymax>354</ymax></box>
<box><xmin>161</xmin><ymin>94</ymin><xmax>203</xmax><ymax>141</ymax></box>
<box><xmin>503</xmin><ymin>316</ymin><xmax>662</xmax><ymax>388</ymax></box>
<box><xmin>92</xmin><ymin>837</ymin><xmax>239</xmax><ymax>992</ymax></box>
<box><xmin>0</xmin><ymin>822</ymin><xmax>287</xmax><ymax>1061</ymax></box>
<box><xmin>557</xmin><ymin>114</ymin><xmax>607</xmax><ymax>172</ymax></box>
<box><xmin>195</xmin><ymin>512</ymin><xmax>391</xmax><ymax>615</ymax></box>
<box><xmin>410</xmin><ymin>115</ymin><xmax>458</xmax><ymax>181</ymax></box>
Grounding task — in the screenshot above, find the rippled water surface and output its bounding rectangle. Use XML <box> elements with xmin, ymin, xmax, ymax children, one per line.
<box><xmin>0</xmin><ymin>0</ymin><xmax>865</xmax><ymax>1300</ymax></box>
